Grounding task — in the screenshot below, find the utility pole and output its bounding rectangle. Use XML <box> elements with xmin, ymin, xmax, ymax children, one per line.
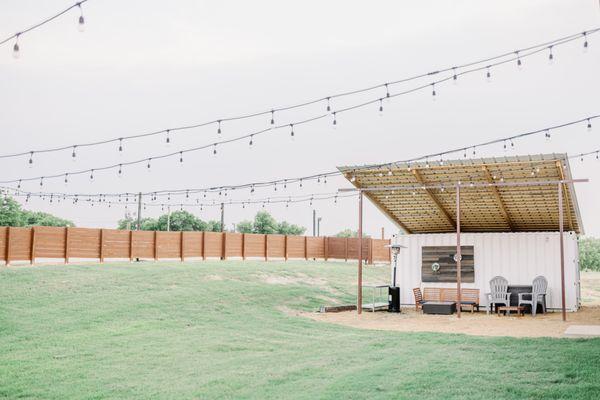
<box><xmin>220</xmin><ymin>203</ymin><xmax>225</xmax><ymax>232</ymax></box>
<box><xmin>317</xmin><ymin>217</ymin><xmax>322</xmax><ymax>237</ymax></box>
<box><xmin>166</xmin><ymin>206</ymin><xmax>171</xmax><ymax>232</ymax></box>
<box><xmin>136</xmin><ymin>192</ymin><xmax>142</xmax><ymax>230</ymax></box>
<box><xmin>312</xmin><ymin>209</ymin><xmax>316</xmax><ymax>236</ymax></box>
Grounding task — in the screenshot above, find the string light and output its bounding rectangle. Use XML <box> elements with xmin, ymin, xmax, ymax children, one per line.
<box><xmin>147</xmin><ymin>158</ymin><xmax>152</xmax><ymax>170</ymax></box>
<box><xmin>165</xmin><ymin>130</ymin><xmax>171</xmax><ymax>145</ymax></box>
<box><xmin>118</xmin><ymin>138</ymin><xmax>123</xmax><ymax>152</ymax></box>
<box><xmin>332</xmin><ymin>112</ymin><xmax>337</xmax><ymax>126</ymax></box>
<box><xmin>217</xmin><ymin>120</ymin><xmax>222</xmax><ymax>135</ymax></box>
<box><xmin>71</xmin><ymin>146</ymin><xmax>77</xmax><ymax>160</ymax></box>
<box><xmin>545</xmin><ymin>129</ymin><xmax>551</xmax><ymax>140</ymax></box>
<box><xmin>486</xmin><ymin>66</ymin><xmax>492</xmax><ymax>82</ymax></box>
<box><xmin>452</xmin><ymin>67</ymin><xmax>458</xmax><ymax>83</ymax></box>
<box><xmin>89</xmin><ymin>169</ymin><xmax>94</xmax><ymax>181</ymax></box>
<box><xmin>270</xmin><ymin>110</ymin><xmax>275</xmax><ymax>125</ymax></box>
<box><xmin>516</xmin><ymin>51</ymin><xmax>522</xmax><ymax>68</ymax></box>
<box><xmin>290</xmin><ymin>124</ymin><xmax>294</xmax><ymax>138</ymax></box>
<box><xmin>249</xmin><ymin>135</ymin><xmax>254</xmax><ymax>147</ymax></box>
<box><xmin>326</xmin><ymin>97</ymin><xmax>331</xmax><ymax>112</ymax></box>
<box><xmin>583</xmin><ymin>32</ymin><xmax>589</xmax><ymax>50</ymax></box>
<box><xmin>379</xmin><ymin>99</ymin><xmax>383</xmax><ymax>115</ymax></box>
<box><xmin>179</xmin><ymin>152</ymin><xmax>183</xmax><ymax>164</ymax></box>
<box><xmin>2</xmin><ymin>29</ymin><xmax>598</xmax><ymax>166</ymax></box>
<box><xmin>431</xmin><ymin>83</ymin><xmax>436</xmax><ymax>98</ymax></box>
<box><xmin>28</xmin><ymin>151</ymin><xmax>33</xmax><ymax>167</ymax></box>
<box><xmin>587</xmin><ymin>119</ymin><xmax>592</xmax><ymax>131</ymax></box>
<box><xmin>548</xmin><ymin>46</ymin><xmax>554</xmax><ymax>64</ymax></box>
<box><xmin>213</xmin><ymin>144</ymin><xmax>217</xmax><ymax>155</ymax></box>
<box><xmin>118</xmin><ymin>164</ymin><xmax>122</xmax><ymax>177</ymax></box>
<box><xmin>77</xmin><ymin>2</ymin><xmax>85</xmax><ymax>32</ymax></box>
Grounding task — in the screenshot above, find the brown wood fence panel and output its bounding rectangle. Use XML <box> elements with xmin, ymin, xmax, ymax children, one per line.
<box><xmin>35</xmin><ymin>226</ymin><xmax>67</xmax><ymax>259</ymax></box>
<box><xmin>306</xmin><ymin>237</ymin><xmax>325</xmax><ymax>259</ymax></box>
<box><xmin>182</xmin><ymin>232</ymin><xmax>203</xmax><ymax>258</ymax></box>
<box><xmin>225</xmin><ymin>233</ymin><xmax>243</xmax><ymax>258</ymax></box>
<box><xmin>267</xmin><ymin>234</ymin><xmax>285</xmax><ymax>258</ymax></box>
<box><xmin>0</xmin><ymin>227</ymin><xmax>9</xmax><ymax>261</ymax></box>
<box><xmin>203</xmin><ymin>232</ymin><xmax>223</xmax><ymax>258</ymax></box>
<box><xmin>132</xmin><ymin>231</ymin><xmax>155</xmax><ymax>259</ymax></box>
<box><xmin>372</xmin><ymin>239</ymin><xmax>391</xmax><ymax>262</ymax></box>
<box><xmin>69</xmin><ymin>228</ymin><xmax>102</xmax><ymax>259</ymax></box>
<box><xmin>101</xmin><ymin>229</ymin><xmax>129</xmax><ymax>258</ymax></box>
<box><xmin>1</xmin><ymin>225</ymin><xmax>392</xmax><ymax>264</ymax></box>
<box><xmin>326</xmin><ymin>237</ymin><xmax>347</xmax><ymax>260</ymax></box>
<box><xmin>286</xmin><ymin>235</ymin><xmax>305</xmax><ymax>259</ymax></box>
<box><xmin>8</xmin><ymin>227</ymin><xmax>32</xmax><ymax>261</ymax></box>
<box><xmin>243</xmin><ymin>234</ymin><xmax>265</xmax><ymax>258</ymax></box>
<box><xmin>155</xmin><ymin>232</ymin><xmax>181</xmax><ymax>259</ymax></box>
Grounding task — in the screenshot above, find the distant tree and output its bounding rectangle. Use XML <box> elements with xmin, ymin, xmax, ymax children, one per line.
<box><xmin>0</xmin><ymin>197</ymin><xmax>26</xmax><ymax>227</ymax></box>
<box><xmin>155</xmin><ymin>211</ymin><xmax>207</xmax><ymax>231</ymax></box>
<box><xmin>23</xmin><ymin>211</ymin><xmax>74</xmax><ymax>227</ymax></box>
<box><xmin>236</xmin><ymin>220</ymin><xmax>254</xmax><ymax>234</ymax></box>
<box><xmin>580</xmin><ymin>237</ymin><xmax>600</xmax><ymax>271</ymax></box>
<box><xmin>335</xmin><ymin>229</ymin><xmax>370</xmax><ymax>238</ymax></box>
<box><xmin>0</xmin><ymin>196</ymin><xmax>74</xmax><ymax>227</ymax></box>
<box><xmin>205</xmin><ymin>220</ymin><xmax>223</xmax><ymax>232</ymax></box>
<box><xmin>277</xmin><ymin>220</ymin><xmax>305</xmax><ymax>235</ymax></box>
<box><xmin>117</xmin><ymin>217</ymin><xmax>157</xmax><ymax>230</ymax></box>
<box><xmin>235</xmin><ymin>211</ymin><xmax>305</xmax><ymax>235</ymax></box>
<box><xmin>335</xmin><ymin>229</ymin><xmax>358</xmax><ymax>238</ymax></box>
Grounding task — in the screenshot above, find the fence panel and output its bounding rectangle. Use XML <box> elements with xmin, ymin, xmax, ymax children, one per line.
<box><xmin>326</xmin><ymin>237</ymin><xmax>347</xmax><ymax>260</ymax></box>
<box><xmin>306</xmin><ymin>237</ymin><xmax>325</xmax><ymax>259</ymax></box>
<box><xmin>225</xmin><ymin>233</ymin><xmax>243</xmax><ymax>258</ymax></box>
<box><xmin>101</xmin><ymin>229</ymin><xmax>129</xmax><ymax>258</ymax></box>
<box><xmin>371</xmin><ymin>238</ymin><xmax>391</xmax><ymax>262</ymax></box>
<box><xmin>204</xmin><ymin>232</ymin><xmax>223</xmax><ymax>258</ymax></box>
<box><xmin>69</xmin><ymin>228</ymin><xmax>102</xmax><ymax>259</ymax></box>
<box><xmin>266</xmin><ymin>234</ymin><xmax>285</xmax><ymax>258</ymax></box>
<box><xmin>182</xmin><ymin>232</ymin><xmax>203</xmax><ymax>258</ymax></box>
<box><xmin>156</xmin><ymin>231</ymin><xmax>181</xmax><ymax>259</ymax></box>
<box><xmin>132</xmin><ymin>231</ymin><xmax>155</xmax><ymax>259</ymax></box>
<box><xmin>244</xmin><ymin>234</ymin><xmax>265</xmax><ymax>258</ymax></box>
<box><xmin>286</xmin><ymin>236</ymin><xmax>305</xmax><ymax>259</ymax></box>
<box><xmin>0</xmin><ymin>227</ymin><xmax>7</xmax><ymax>261</ymax></box>
<box><xmin>34</xmin><ymin>226</ymin><xmax>66</xmax><ymax>259</ymax></box>
<box><xmin>8</xmin><ymin>227</ymin><xmax>32</xmax><ymax>261</ymax></box>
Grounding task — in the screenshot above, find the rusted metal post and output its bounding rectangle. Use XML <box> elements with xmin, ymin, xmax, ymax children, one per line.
<box><xmin>456</xmin><ymin>183</ymin><xmax>462</xmax><ymax>319</ymax></box>
<box><xmin>558</xmin><ymin>183</ymin><xmax>567</xmax><ymax>322</ymax></box>
<box><xmin>357</xmin><ymin>190</ymin><xmax>363</xmax><ymax>315</ymax></box>
<box><xmin>30</xmin><ymin>227</ymin><xmax>36</xmax><ymax>265</ymax></box>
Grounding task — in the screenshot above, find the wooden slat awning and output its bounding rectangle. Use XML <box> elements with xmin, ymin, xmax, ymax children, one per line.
<box><xmin>338</xmin><ymin>154</ymin><xmax>583</xmax><ymax>234</ymax></box>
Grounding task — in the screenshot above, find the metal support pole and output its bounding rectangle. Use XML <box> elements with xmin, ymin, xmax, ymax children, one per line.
<box><xmin>312</xmin><ymin>209</ymin><xmax>316</xmax><ymax>236</ymax></box>
<box><xmin>220</xmin><ymin>203</ymin><xmax>225</xmax><ymax>232</ymax></box>
<box><xmin>357</xmin><ymin>191</ymin><xmax>363</xmax><ymax>315</ymax></box>
<box><xmin>558</xmin><ymin>183</ymin><xmax>567</xmax><ymax>322</ymax></box>
<box><xmin>317</xmin><ymin>217</ymin><xmax>322</xmax><ymax>237</ymax></box>
<box><xmin>136</xmin><ymin>192</ymin><xmax>142</xmax><ymax>230</ymax></box>
<box><xmin>456</xmin><ymin>183</ymin><xmax>462</xmax><ymax>319</ymax></box>
<box><xmin>166</xmin><ymin>206</ymin><xmax>171</xmax><ymax>232</ymax></box>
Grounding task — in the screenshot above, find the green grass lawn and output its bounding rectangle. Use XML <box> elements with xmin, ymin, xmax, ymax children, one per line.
<box><xmin>1</xmin><ymin>260</ymin><xmax>599</xmax><ymax>399</ymax></box>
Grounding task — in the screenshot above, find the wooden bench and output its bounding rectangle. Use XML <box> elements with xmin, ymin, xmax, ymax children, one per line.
<box><xmin>422</xmin><ymin>288</ymin><xmax>480</xmax><ymax>313</ymax></box>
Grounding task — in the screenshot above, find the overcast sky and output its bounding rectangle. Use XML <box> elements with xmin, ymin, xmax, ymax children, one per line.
<box><xmin>1</xmin><ymin>0</ymin><xmax>599</xmax><ymax>237</ymax></box>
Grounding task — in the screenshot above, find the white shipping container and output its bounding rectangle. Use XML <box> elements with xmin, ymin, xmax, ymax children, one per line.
<box><xmin>393</xmin><ymin>231</ymin><xmax>580</xmax><ymax>311</ymax></box>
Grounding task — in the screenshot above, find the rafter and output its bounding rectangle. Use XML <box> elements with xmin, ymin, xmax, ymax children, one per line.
<box><xmin>411</xmin><ymin>169</ymin><xmax>456</xmax><ymax>229</ymax></box>
<box><xmin>481</xmin><ymin>166</ymin><xmax>514</xmax><ymax>230</ymax></box>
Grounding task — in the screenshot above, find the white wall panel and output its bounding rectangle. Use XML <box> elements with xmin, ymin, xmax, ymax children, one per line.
<box><xmin>394</xmin><ymin>232</ymin><xmax>579</xmax><ymax>311</ymax></box>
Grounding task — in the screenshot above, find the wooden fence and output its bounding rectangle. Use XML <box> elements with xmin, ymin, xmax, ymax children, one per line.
<box><xmin>0</xmin><ymin>226</ymin><xmax>391</xmax><ymax>265</ymax></box>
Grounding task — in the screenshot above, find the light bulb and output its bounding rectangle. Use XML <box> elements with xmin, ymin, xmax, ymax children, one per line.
<box><xmin>270</xmin><ymin>110</ymin><xmax>275</xmax><ymax>125</ymax></box>
<box><xmin>486</xmin><ymin>67</ymin><xmax>491</xmax><ymax>82</ymax></box>
<box><xmin>290</xmin><ymin>124</ymin><xmax>294</xmax><ymax>140</ymax></box>
<box><xmin>452</xmin><ymin>67</ymin><xmax>458</xmax><ymax>85</ymax></box>
<box><xmin>583</xmin><ymin>33</ymin><xmax>588</xmax><ymax>53</ymax></box>
<box><xmin>431</xmin><ymin>83</ymin><xmax>436</xmax><ymax>100</ymax></box>
<box><xmin>326</xmin><ymin>97</ymin><xmax>331</xmax><ymax>112</ymax></box>
<box><xmin>72</xmin><ymin>146</ymin><xmax>77</xmax><ymax>161</ymax></box>
<box><xmin>12</xmin><ymin>37</ymin><xmax>20</xmax><ymax>59</ymax></box>
<box><xmin>587</xmin><ymin>119</ymin><xmax>592</xmax><ymax>132</ymax></box>
<box><xmin>78</xmin><ymin>14</ymin><xmax>85</xmax><ymax>32</ymax></box>
<box><xmin>179</xmin><ymin>152</ymin><xmax>184</xmax><ymax>164</ymax></box>
<box><xmin>378</xmin><ymin>99</ymin><xmax>383</xmax><ymax>116</ymax></box>
<box><xmin>217</xmin><ymin>120</ymin><xmax>222</xmax><ymax>135</ymax></box>
<box><xmin>548</xmin><ymin>46</ymin><xmax>554</xmax><ymax>65</ymax></box>
<box><xmin>118</xmin><ymin>139</ymin><xmax>123</xmax><ymax>153</ymax></box>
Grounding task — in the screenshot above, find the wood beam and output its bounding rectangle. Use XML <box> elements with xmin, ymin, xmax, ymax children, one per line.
<box><xmin>481</xmin><ymin>166</ymin><xmax>514</xmax><ymax>230</ymax></box>
<box><xmin>412</xmin><ymin>169</ymin><xmax>456</xmax><ymax>229</ymax></box>
<box><xmin>555</xmin><ymin>161</ymin><xmax>574</xmax><ymax>231</ymax></box>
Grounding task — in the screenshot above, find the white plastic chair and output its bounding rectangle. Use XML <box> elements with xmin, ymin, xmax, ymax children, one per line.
<box><xmin>486</xmin><ymin>276</ymin><xmax>511</xmax><ymax>314</ymax></box>
<box><xmin>518</xmin><ymin>276</ymin><xmax>547</xmax><ymax>317</ymax></box>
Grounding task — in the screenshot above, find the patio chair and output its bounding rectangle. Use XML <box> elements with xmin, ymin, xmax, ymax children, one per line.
<box><xmin>413</xmin><ymin>288</ymin><xmax>424</xmax><ymax>311</ymax></box>
<box><xmin>518</xmin><ymin>275</ymin><xmax>547</xmax><ymax>317</ymax></box>
<box><xmin>486</xmin><ymin>276</ymin><xmax>511</xmax><ymax>314</ymax></box>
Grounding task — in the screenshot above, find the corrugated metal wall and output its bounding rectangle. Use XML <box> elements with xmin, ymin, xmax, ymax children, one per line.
<box><xmin>395</xmin><ymin>232</ymin><xmax>579</xmax><ymax>311</ymax></box>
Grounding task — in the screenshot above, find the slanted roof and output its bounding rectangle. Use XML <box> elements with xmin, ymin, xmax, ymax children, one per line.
<box><xmin>338</xmin><ymin>154</ymin><xmax>583</xmax><ymax>234</ymax></box>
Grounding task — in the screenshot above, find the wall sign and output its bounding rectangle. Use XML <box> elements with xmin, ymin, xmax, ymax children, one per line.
<box><xmin>421</xmin><ymin>246</ymin><xmax>474</xmax><ymax>283</ymax></box>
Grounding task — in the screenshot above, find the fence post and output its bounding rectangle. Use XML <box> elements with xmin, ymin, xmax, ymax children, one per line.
<box><xmin>129</xmin><ymin>230</ymin><xmax>134</xmax><ymax>262</ymax></box>
<box><xmin>202</xmin><ymin>232</ymin><xmax>206</xmax><ymax>261</ymax></box>
<box><xmin>100</xmin><ymin>229</ymin><xmax>105</xmax><ymax>263</ymax></box>
<box><xmin>264</xmin><ymin>234</ymin><xmax>268</xmax><ymax>261</ymax></box>
<box><xmin>64</xmin><ymin>227</ymin><xmax>70</xmax><ymax>264</ymax></box>
<box><xmin>368</xmin><ymin>238</ymin><xmax>374</xmax><ymax>265</ymax></box>
<box><xmin>284</xmin><ymin>235</ymin><xmax>288</xmax><ymax>261</ymax></box>
<box><xmin>154</xmin><ymin>231</ymin><xmax>158</xmax><ymax>261</ymax></box>
<box><xmin>242</xmin><ymin>233</ymin><xmax>246</xmax><ymax>260</ymax></box>
<box><xmin>324</xmin><ymin>237</ymin><xmax>328</xmax><ymax>261</ymax></box>
<box><xmin>5</xmin><ymin>227</ymin><xmax>12</xmax><ymax>266</ymax></box>
<box><xmin>30</xmin><ymin>227</ymin><xmax>36</xmax><ymax>265</ymax></box>
<box><xmin>304</xmin><ymin>236</ymin><xmax>308</xmax><ymax>260</ymax></box>
<box><xmin>222</xmin><ymin>232</ymin><xmax>227</xmax><ymax>261</ymax></box>
<box><xmin>180</xmin><ymin>231</ymin><xmax>185</xmax><ymax>262</ymax></box>
<box><xmin>345</xmin><ymin>237</ymin><xmax>348</xmax><ymax>262</ymax></box>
